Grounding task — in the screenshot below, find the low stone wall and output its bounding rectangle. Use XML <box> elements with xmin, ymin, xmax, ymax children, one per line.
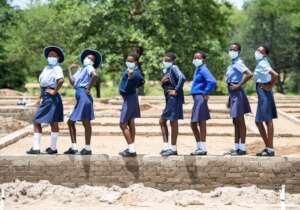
<box><xmin>0</xmin><ymin>155</ymin><xmax>299</xmax><ymax>193</ymax></box>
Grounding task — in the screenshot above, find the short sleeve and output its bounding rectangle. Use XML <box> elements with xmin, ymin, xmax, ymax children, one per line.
<box><xmin>234</xmin><ymin>60</ymin><xmax>249</xmax><ymax>73</ymax></box>
<box><xmin>86</xmin><ymin>65</ymin><xmax>96</xmax><ymax>75</ymax></box>
<box><xmin>54</xmin><ymin>66</ymin><xmax>64</xmax><ymax>80</ymax></box>
<box><xmin>260</xmin><ymin>60</ymin><xmax>272</xmax><ymax>73</ymax></box>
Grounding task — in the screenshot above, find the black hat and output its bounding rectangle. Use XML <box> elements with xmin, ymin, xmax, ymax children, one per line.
<box><xmin>44</xmin><ymin>46</ymin><xmax>64</xmax><ymax>63</ymax></box>
<box><xmin>80</xmin><ymin>48</ymin><xmax>102</xmax><ymax>68</ymax></box>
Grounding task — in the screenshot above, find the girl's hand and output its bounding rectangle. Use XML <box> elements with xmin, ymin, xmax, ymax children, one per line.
<box><xmin>168</xmin><ymin>90</ymin><xmax>178</xmax><ymax>96</ymax></box>
<box><xmin>229</xmin><ymin>83</ymin><xmax>241</xmax><ymax>91</ymax></box>
<box><xmin>69</xmin><ymin>64</ymin><xmax>79</xmax><ymax>70</ymax></box>
<box><xmin>85</xmin><ymin>87</ymin><xmax>91</xmax><ymax>95</ymax></box>
<box><xmin>203</xmin><ymin>95</ymin><xmax>209</xmax><ymax>101</ymax></box>
<box><xmin>259</xmin><ymin>83</ymin><xmax>273</xmax><ymax>91</ymax></box>
<box><xmin>35</xmin><ymin>98</ymin><xmax>41</xmax><ymax>106</ymax></box>
<box><xmin>46</xmin><ymin>89</ymin><xmax>57</xmax><ymax>96</ymax></box>
<box><xmin>127</xmin><ymin>69</ymin><xmax>134</xmax><ymax>78</ymax></box>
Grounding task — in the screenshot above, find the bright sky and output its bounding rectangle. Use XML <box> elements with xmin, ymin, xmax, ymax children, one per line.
<box><xmin>9</xmin><ymin>0</ymin><xmax>246</xmax><ymax>9</ymax></box>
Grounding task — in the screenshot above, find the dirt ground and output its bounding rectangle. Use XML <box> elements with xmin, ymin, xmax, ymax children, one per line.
<box><xmin>1</xmin><ymin>180</ymin><xmax>300</xmax><ymax>210</ymax></box>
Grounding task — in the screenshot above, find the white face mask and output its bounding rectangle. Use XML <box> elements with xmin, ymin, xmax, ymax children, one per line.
<box><xmin>163</xmin><ymin>61</ymin><xmax>172</xmax><ymax>69</ymax></box>
<box><xmin>229</xmin><ymin>51</ymin><xmax>239</xmax><ymax>59</ymax></box>
<box><xmin>47</xmin><ymin>57</ymin><xmax>58</xmax><ymax>66</ymax></box>
<box><xmin>126</xmin><ymin>61</ymin><xmax>135</xmax><ymax>69</ymax></box>
<box><xmin>255</xmin><ymin>51</ymin><xmax>264</xmax><ymax>60</ymax></box>
<box><xmin>83</xmin><ymin>57</ymin><xmax>94</xmax><ymax>66</ymax></box>
<box><xmin>192</xmin><ymin>59</ymin><xmax>203</xmax><ymax>67</ymax></box>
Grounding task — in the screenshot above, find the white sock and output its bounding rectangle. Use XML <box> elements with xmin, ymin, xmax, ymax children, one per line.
<box><xmin>85</xmin><ymin>145</ymin><xmax>91</xmax><ymax>151</ymax></box>
<box><xmin>71</xmin><ymin>143</ymin><xmax>77</xmax><ymax>150</ymax></box>
<box><xmin>170</xmin><ymin>145</ymin><xmax>177</xmax><ymax>152</ymax></box>
<box><xmin>267</xmin><ymin>147</ymin><xmax>274</xmax><ymax>152</ymax></box>
<box><xmin>50</xmin><ymin>132</ymin><xmax>58</xmax><ymax>150</ymax></box>
<box><xmin>128</xmin><ymin>143</ymin><xmax>136</xmax><ymax>153</ymax></box>
<box><xmin>234</xmin><ymin>143</ymin><xmax>239</xmax><ymax>150</ymax></box>
<box><xmin>162</xmin><ymin>142</ymin><xmax>169</xmax><ymax>151</ymax></box>
<box><xmin>33</xmin><ymin>133</ymin><xmax>41</xmax><ymax>150</ymax></box>
<box><xmin>196</xmin><ymin>141</ymin><xmax>201</xmax><ymax>150</ymax></box>
<box><xmin>200</xmin><ymin>141</ymin><xmax>207</xmax><ymax>151</ymax></box>
<box><xmin>239</xmin><ymin>143</ymin><xmax>246</xmax><ymax>151</ymax></box>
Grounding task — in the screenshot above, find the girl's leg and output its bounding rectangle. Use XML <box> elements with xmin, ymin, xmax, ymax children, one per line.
<box><xmin>266</xmin><ymin>120</ymin><xmax>274</xmax><ymax>149</ymax></box>
<box><xmin>120</xmin><ymin>122</ymin><xmax>133</xmax><ymax>145</ymax></box>
<box><xmin>236</xmin><ymin>116</ymin><xmax>247</xmax><ymax>154</ymax></box>
<box><xmin>255</xmin><ymin>121</ymin><xmax>268</xmax><ymax>147</ymax></box>
<box><xmin>67</xmin><ymin>119</ymin><xmax>77</xmax><ymax>144</ymax></box>
<box><xmin>82</xmin><ymin>120</ymin><xmax>92</xmax><ymax>146</ymax></box>
<box><xmin>159</xmin><ymin>118</ymin><xmax>169</xmax><ymax>146</ymax></box>
<box><xmin>233</xmin><ymin>118</ymin><xmax>240</xmax><ymax>150</ymax></box>
<box><xmin>170</xmin><ymin>120</ymin><xmax>178</xmax><ymax>151</ymax></box>
<box><xmin>190</xmin><ymin>122</ymin><xmax>200</xmax><ymax>144</ymax></box>
<box><xmin>32</xmin><ymin>123</ymin><xmax>42</xmax><ymax>151</ymax></box>
<box><xmin>128</xmin><ymin>119</ymin><xmax>136</xmax><ymax>143</ymax></box>
<box><xmin>199</xmin><ymin>121</ymin><xmax>207</xmax><ymax>142</ymax></box>
<box><xmin>49</xmin><ymin>122</ymin><xmax>59</xmax><ymax>151</ymax></box>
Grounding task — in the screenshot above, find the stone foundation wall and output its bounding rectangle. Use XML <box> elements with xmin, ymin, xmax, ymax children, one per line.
<box><xmin>0</xmin><ymin>155</ymin><xmax>299</xmax><ymax>193</ymax></box>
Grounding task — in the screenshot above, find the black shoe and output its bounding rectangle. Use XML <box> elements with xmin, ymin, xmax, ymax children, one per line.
<box><xmin>224</xmin><ymin>149</ymin><xmax>238</xmax><ymax>155</ymax></box>
<box><xmin>119</xmin><ymin>149</ymin><xmax>137</xmax><ymax>157</ymax></box>
<box><xmin>230</xmin><ymin>149</ymin><xmax>247</xmax><ymax>156</ymax></box>
<box><xmin>256</xmin><ymin>149</ymin><xmax>275</xmax><ymax>157</ymax></box>
<box><xmin>160</xmin><ymin>149</ymin><xmax>169</xmax><ymax>155</ymax></box>
<box><xmin>64</xmin><ymin>147</ymin><xmax>78</xmax><ymax>155</ymax></box>
<box><xmin>45</xmin><ymin>147</ymin><xmax>58</xmax><ymax>154</ymax></box>
<box><xmin>26</xmin><ymin>148</ymin><xmax>40</xmax><ymax>154</ymax></box>
<box><xmin>80</xmin><ymin>148</ymin><xmax>92</xmax><ymax>155</ymax></box>
<box><xmin>191</xmin><ymin>149</ymin><xmax>207</xmax><ymax>156</ymax></box>
<box><xmin>161</xmin><ymin>149</ymin><xmax>178</xmax><ymax>157</ymax></box>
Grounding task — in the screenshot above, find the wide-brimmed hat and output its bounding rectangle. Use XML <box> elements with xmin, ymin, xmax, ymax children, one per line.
<box><xmin>80</xmin><ymin>48</ymin><xmax>102</xmax><ymax>68</ymax></box>
<box><xmin>44</xmin><ymin>46</ymin><xmax>64</xmax><ymax>63</ymax></box>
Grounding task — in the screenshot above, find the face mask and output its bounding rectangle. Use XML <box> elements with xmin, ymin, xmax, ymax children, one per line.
<box><xmin>126</xmin><ymin>61</ymin><xmax>135</xmax><ymax>69</ymax></box>
<box><xmin>192</xmin><ymin>59</ymin><xmax>203</xmax><ymax>67</ymax></box>
<box><xmin>83</xmin><ymin>57</ymin><xmax>94</xmax><ymax>66</ymax></box>
<box><xmin>47</xmin><ymin>57</ymin><xmax>58</xmax><ymax>66</ymax></box>
<box><xmin>255</xmin><ymin>51</ymin><xmax>264</xmax><ymax>60</ymax></box>
<box><xmin>229</xmin><ymin>51</ymin><xmax>239</xmax><ymax>59</ymax></box>
<box><xmin>163</xmin><ymin>61</ymin><xmax>172</xmax><ymax>69</ymax></box>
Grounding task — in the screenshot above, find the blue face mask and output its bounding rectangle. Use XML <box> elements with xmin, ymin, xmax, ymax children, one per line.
<box><xmin>192</xmin><ymin>59</ymin><xmax>203</xmax><ymax>67</ymax></box>
<box><xmin>126</xmin><ymin>62</ymin><xmax>135</xmax><ymax>69</ymax></box>
<box><xmin>83</xmin><ymin>57</ymin><xmax>94</xmax><ymax>66</ymax></box>
<box><xmin>255</xmin><ymin>51</ymin><xmax>264</xmax><ymax>61</ymax></box>
<box><xmin>229</xmin><ymin>51</ymin><xmax>239</xmax><ymax>59</ymax></box>
<box><xmin>47</xmin><ymin>57</ymin><xmax>58</xmax><ymax>66</ymax></box>
<box><xmin>163</xmin><ymin>61</ymin><xmax>172</xmax><ymax>69</ymax></box>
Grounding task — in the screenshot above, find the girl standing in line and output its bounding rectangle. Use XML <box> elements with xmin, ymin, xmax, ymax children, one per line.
<box><xmin>190</xmin><ymin>51</ymin><xmax>217</xmax><ymax>155</ymax></box>
<box><xmin>27</xmin><ymin>46</ymin><xmax>64</xmax><ymax>155</ymax></box>
<box><xmin>118</xmin><ymin>52</ymin><xmax>145</xmax><ymax>157</ymax></box>
<box><xmin>254</xmin><ymin>45</ymin><xmax>278</xmax><ymax>157</ymax></box>
<box><xmin>64</xmin><ymin>49</ymin><xmax>101</xmax><ymax>155</ymax></box>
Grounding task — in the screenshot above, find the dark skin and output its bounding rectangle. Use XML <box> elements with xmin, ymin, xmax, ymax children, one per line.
<box><xmin>119</xmin><ymin>56</ymin><xmax>138</xmax><ymax>145</ymax></box>
<box><xmin>255</xmin><ymin>46</ymin><xmax>279</xmax><ymax>149</ymax></box>
<box><xmin>227</xmin><ymin>44</ymin><xmax>253</xmax><ymax>145</ymax></box>
<box><xmin>67</xmin><ymin>54</ymin><xmax>98</xmax><ymax>146</ymax></box>
<box><xmin>190</xmin><ymin>53</ymin><xmax>208</xmax><ymax>143</ymax></box>
<box><xmin>159</xmin><ymin>56</ymin><xmax>179</xmax><ymax>147</ymax></box>
<box><xmin>34</xmin><ymin>50</ymin><xmax>64</xmax><ymax>134</ymax></box>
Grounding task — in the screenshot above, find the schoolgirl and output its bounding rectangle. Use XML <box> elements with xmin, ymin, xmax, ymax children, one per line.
<box><xmin>225</xmin><ymin>43</ymin><xmax>252</xmax><ymax>156</ymax></box>
<box><xmin>27</xmin><ymin>46</ymin><xmax>65</xmax><ymax>155</ymax></box>
<box><xmin>118</xmin><ymin>52</ymin><xmax>145</xmax><ymax>157</ymax></box>
<box><xmin>159</xmin><ymin>52</ymin><xmax>186</xmax><ymax>156</ymax></box>
<box><xmin>64</xmin><ymin>49</ymin><xmax>101</xmax><ymax>155</ymax></box>
<box><xmin>190</xmin><ymin>51</ymin><xmax>217</xmax><ymax>155</ymax></box>
<box><xmin>254</xmin><ymin>46</ymin><xmax>278</xmax><ymax>157</ymax></box>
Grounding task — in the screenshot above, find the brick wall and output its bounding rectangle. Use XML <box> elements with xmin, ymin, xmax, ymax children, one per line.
<box><xmin>0</xmin><ymin>155</ymin><xmax>299</xmax><ymax>193</ymax></box>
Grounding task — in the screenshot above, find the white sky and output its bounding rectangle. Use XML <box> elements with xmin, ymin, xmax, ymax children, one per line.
<box><xmin>9</xmin><ymin>0</ymin><xmax>246</xmax><ymax>9</ymax></box>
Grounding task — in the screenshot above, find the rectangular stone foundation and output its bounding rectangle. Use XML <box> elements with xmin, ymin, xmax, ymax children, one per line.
<box><xmin>0</xmin><ymin>155</ymin><xmax>299</xmax><ymax>193</ymax></box>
